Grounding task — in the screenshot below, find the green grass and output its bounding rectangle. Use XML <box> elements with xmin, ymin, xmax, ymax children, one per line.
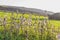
<box><xmin>50</xmin><ymin>20</ymin><xmax>60</xmax><ymax>27</ymax></box>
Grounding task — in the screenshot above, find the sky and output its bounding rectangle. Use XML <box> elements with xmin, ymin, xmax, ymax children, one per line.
<box><xmin>0</xmin><ymin>0</ymin><xmax>60</xmax><ymax>12</ymax></box>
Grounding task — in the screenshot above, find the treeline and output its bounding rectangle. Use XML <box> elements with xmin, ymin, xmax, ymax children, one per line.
<box><xmin>49</xmin><ymin>13</ymin><xmax>60</xmax><ymax>20</ymax></box>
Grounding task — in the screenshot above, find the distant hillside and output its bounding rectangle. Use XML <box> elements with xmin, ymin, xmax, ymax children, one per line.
<box><xmin>49</xmin><ymin>13</ymin><xmax>60</xmax><ymax>20</ymax></box>
<box><xmin>0</xmin><ymin>5</ymin><xmax>60</xmax><ymax>20</ymax></box>
<box><xmin>0</xmin><ymin>5</ymin><xmax>54</xmax><ymax>16</ymax></box>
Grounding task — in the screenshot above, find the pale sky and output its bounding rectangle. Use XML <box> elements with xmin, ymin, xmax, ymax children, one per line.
<box><xmin>0</xmin><ymin>0</ymin><xmax>60</xmax><ymax>12</ymax></box>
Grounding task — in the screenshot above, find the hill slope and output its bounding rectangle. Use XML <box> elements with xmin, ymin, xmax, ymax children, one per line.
<box><xmin>0</xmin><ymin>5</ymin><xmax>60</xmax><ymax>20</ymax></box>
<box><xmin>0</xmin><ymin>5</ymin><xmax>54</xmax><ymax>16</ymax></box>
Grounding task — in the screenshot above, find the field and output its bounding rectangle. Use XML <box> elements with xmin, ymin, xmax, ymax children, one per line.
<box><xmin>50</xmin><ymin>20</ymin><xmax>60</xmax><ymax>27</ymax></box>
<box><xmin>0</xmin><ymin>11</ymin><xmax>59</xmax><ymax>40</ymax></box>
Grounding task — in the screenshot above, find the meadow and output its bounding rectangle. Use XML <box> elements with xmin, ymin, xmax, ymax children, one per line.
<box><xmin>0</xmin><ymin>11</ymin><xmax>59</xmax><ymax>40</ymax></box>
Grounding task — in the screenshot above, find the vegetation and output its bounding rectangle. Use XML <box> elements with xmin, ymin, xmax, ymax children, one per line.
<box><xmin>0</xmin><ymin>11</ymin><xmax>59</xmax><ymax>40</ymax></box>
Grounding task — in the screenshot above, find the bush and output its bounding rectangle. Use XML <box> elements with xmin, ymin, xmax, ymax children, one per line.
<box><xmin>0</xmin><ymin>12</ymin><xmax>57</xmax><ymax>40</ymax></box>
